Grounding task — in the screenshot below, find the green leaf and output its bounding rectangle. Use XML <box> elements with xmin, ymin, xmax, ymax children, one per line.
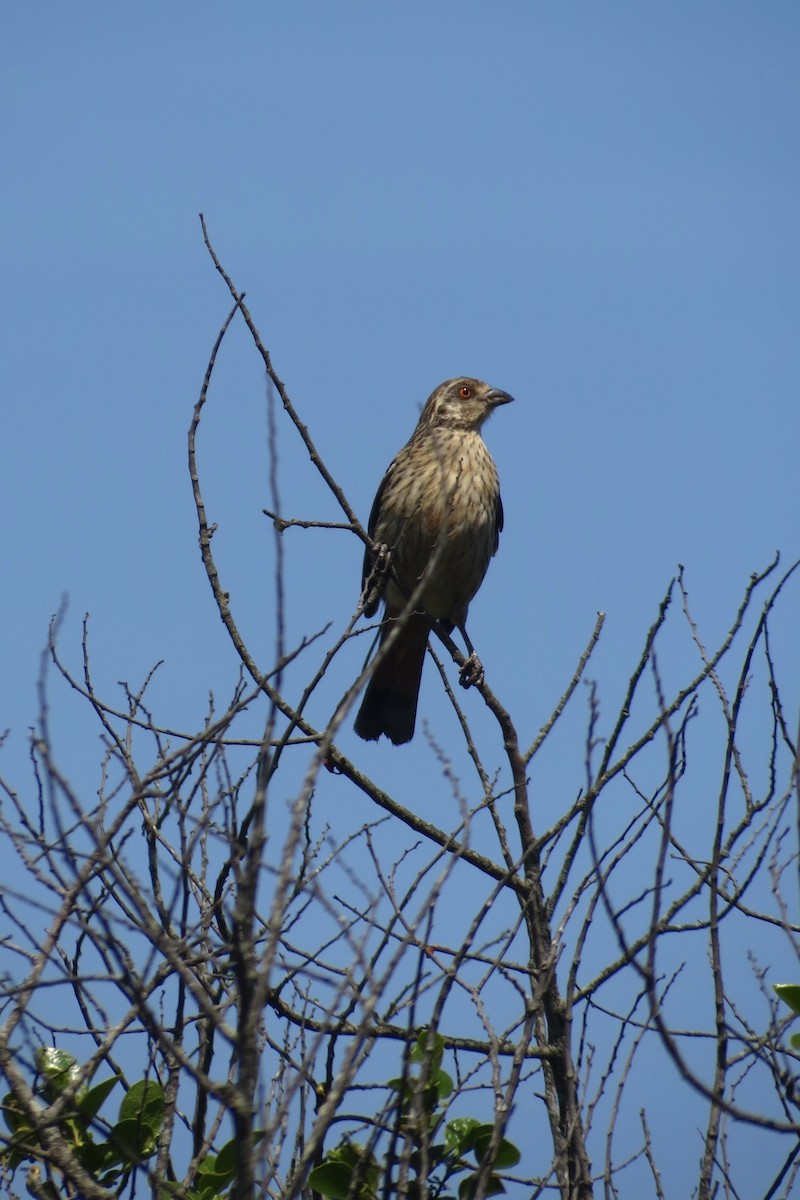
<box><xmin>3</xmin><ymin>1136</ymin><xmax>40</xmax><ymax>1170</ymax></box>
<box><xmin>411</xmin><ymin>1031</ymin><xmax>445</xmax><ymax>1072</ymax></box>
<box><xmin>76</xmin><ymin>1136</ymin><xmax>119</xmax><ymax>1175</ymax></box>
<box><xmin>98</xmin><ymin>1167</ymin><xmax>127</xmax><ymax>1188</ymax></box>
<box><xmin>775</xmin><ymin>984</ymin><xmax>800</xmax><ymax>1015</ymax></box>
<box><xmin>214</xmin><ymin>1138</ymin><xmax>238</xmax><ymax>1177</ymax></box>
<box><xmin>35</xmin><ymin>1047</ymin><xmax>83</xmax><ymax>1101</ymax></box>
<box><xmin>195</xmin><ymin>1148</ymin><xmax>236</xmax><ymax>1194</ymax></box>
<box><xmin>119</xmin><ymin>1079</ymin><xmax>165</xmax><ymax>1131</ymax></box>
<box><xmin>407</xmin><ymin>1143</ymin><xmax>448</xmax><ymax>1175</ymax></box>
<box><xmin>308</xmin><ymin>1160</ymin><xmax>356</xmax><ymax>1199</ymax></box>
<box><xmin>791</xmin><ymin>1033</ymin><xmax>800</xmax><ymax>1050</ymax></box>
<box><xmin>2</xmin><ymin>1093</ymin><xmax>33</xmax><ymax>1136</ymax></box>
<box><xmin>162</xmin><ymin>1188</ymin><xmax>210</xmax><ymax>1200</ymax></box>
<box><xmin>329</xmin><ymin>1143</ymin><xmax>362</xmax><ymax>1167</ymax></box>
<box><xmin>490</xmin><ymin>1139</ymin><xmax>521</xmax><ymax>1170</ymax></box>
<box><xmin>341</xmin><ymin>1143</ymin><xmax>379</xmax><ymax>1191</ymax></box>
<box><xmin>212</xmin><ymin>1131</ymin><xmax>263</xmax><ymax>1180</ymax></box>
<box><xmin>193</xmin><ymin>1171</ymin><xmax>231</xmax><ymax>1199</ymax></box>
<box><xmin>458</xmin><ymin>1172</ymin><xmax>505</xmax><ymax>1199</ymax></box>
<box><xmin>445</xmin><ymin>1117</ymin><xmax>481</xmax><ymax>1156</ymax></box>
<box><xmin>469</xmin><ymin>1126</ymin><xmax>521</xmax><ymax>1170</ymax></box>
<box><xmin>196</xmin><ymin>1155</ymin><xmax>220</xmax><ymax>1175</ymax></box>
<box><xmin>78</xmin><ymin>1075</ymin><xmax>120</xmax><ymax>1121</ymax></box>
<box><xmin>310</xmin><ymin>1142</ymin><xmax>380</xmax><ymax>1199</ymax></box>
<box><xmin>331</xmin><ymin>1141</ymin><xmax>378</xmax><ymax>1178</ymax></box>
<box><xmin>109</xmin><ymin>1115</ymin><xmax>159</xmax><ymax>1164</ymax></box>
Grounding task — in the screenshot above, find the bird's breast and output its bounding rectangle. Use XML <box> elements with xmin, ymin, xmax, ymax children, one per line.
<box><xmin>376</xmin><ymin>431</ymin><xmax>501</xmax><ymax>623</ymax></box>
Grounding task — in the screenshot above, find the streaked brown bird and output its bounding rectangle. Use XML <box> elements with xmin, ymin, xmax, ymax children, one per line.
<box><xmin>354</xmin><ymin>376</ymin><xmax>513</xmax><ymax>745</ymax></box>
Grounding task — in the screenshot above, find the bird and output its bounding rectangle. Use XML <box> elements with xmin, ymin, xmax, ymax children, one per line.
<box><xmin>354</xmin><ymin>376</ymin><xmax>513</xmax><ymax>745</ymax></box>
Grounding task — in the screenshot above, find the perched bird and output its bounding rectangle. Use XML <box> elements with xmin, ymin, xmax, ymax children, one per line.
<box><xmin>354</xmin><ymin>377</ymin><xmax>513</xmax><ymax>745</ymax></box>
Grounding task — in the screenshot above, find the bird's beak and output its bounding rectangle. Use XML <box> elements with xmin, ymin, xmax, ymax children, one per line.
<box><xmin>486</xmin><ymin>388</ymin><xmax>514</xmax><ymax>408</ymax></box>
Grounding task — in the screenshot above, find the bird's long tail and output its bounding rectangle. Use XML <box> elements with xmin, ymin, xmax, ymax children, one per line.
<box><xmin>354</xmin><ymin>613</ymin><xmax>429</xmax><ymax>745</ymax></box>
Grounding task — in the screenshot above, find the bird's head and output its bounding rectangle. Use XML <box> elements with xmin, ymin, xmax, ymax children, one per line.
<box><xmin>420</xmin><ymin>377</ymin><xmax>514</xmax><ymax>432</ymax></box>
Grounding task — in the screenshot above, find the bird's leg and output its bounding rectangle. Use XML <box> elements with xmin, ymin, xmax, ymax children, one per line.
<box><xmin>360</xmin><ymin>543</ymin><xmax>393</xmax><ymax>613</ymax></box>
<box><xmin>457</xmin><ymin>624</ymin><xmax>484</xmax><ymax>689</ymax></box>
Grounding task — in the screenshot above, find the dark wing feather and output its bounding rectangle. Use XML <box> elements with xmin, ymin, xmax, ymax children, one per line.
<box><xmin>493</xmin><ymin>492</ymin><xmax>504</xmax><ymax>555</ymax></box>
<box><xmin>360</xmin><ymin>459</ymin><xmax>395</xmax><ymax>617</ymax></box>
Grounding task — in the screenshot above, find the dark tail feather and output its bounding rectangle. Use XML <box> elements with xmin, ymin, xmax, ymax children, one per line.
<box><xmin>354</xmin><ymin>613</ymin><xmax>429</xmax><ymax>745</ymax></box>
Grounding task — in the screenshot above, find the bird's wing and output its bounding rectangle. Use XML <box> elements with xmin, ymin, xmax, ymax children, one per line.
<box><xmin>493</xmin><ymin>491</ymin><xmax>504</xmax><ymax>555</ymax></box>
<box><xmin>360</xmin><ymin>456</ymin><xmax>398</xmax><ymax>614</ymax></box>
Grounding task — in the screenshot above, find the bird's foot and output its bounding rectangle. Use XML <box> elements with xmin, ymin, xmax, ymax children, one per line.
<box><xmin>459</xmin><ymin>652</ymin><xmax>484</xmax><ymax>689</ymax></box>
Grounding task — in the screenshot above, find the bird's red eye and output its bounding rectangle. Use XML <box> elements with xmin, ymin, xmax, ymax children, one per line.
<box><xmin>459</xmin><ymin>385</ymin><xmax>472</xmax><ymax>399</ymax></box>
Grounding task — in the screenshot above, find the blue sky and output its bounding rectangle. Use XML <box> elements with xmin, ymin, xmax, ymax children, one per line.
<box><xmin>2</xmin><ymin>4</ymin><xmax>800</xmax><ymax>1194</ymax></box>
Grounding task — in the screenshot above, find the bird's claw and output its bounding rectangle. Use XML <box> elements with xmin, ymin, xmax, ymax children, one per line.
<box><xmin>459</xmin><ymin>652</ymin><xmax>484</xmax><ymax>689</ymax></box>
